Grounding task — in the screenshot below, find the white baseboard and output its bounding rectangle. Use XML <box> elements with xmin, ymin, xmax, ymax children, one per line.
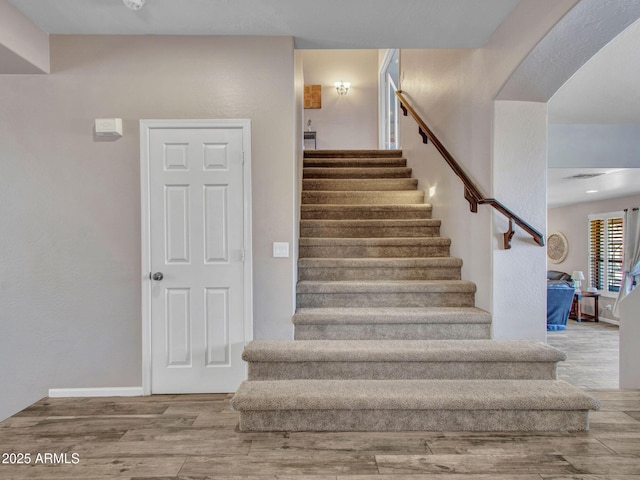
<box><xmin>48</xmin><ymin>387</ymin><xmax>144</xmax><ymax>398</ymax></box>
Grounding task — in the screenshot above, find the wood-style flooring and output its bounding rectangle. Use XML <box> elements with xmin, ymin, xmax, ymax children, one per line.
<box><xmin>1</xmin><ymin>320</ymin><xmax>638</xmax><ymax>479</ymax></box>
<box><xmin>548</xmin><ymin>318</ymin><xmax>620</xmax><ymax>389</ymax></box>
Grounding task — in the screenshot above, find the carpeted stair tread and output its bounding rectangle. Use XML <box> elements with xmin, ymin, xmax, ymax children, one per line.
<box><xmin>302</xmin><ymin>190</ymin><xmax>425</xmax><ymax>205</ymax></box>
<box><xmin>298</xmin><ymin>257</ymin><xmax>461</xmax><ymax>268</ymax></box>
<box><xmin>300</xmin><ymin>219</ymin><xmax>441</xmax><ymax>228</ymax></box>
<box><xmin>292</xmin><ymin>307</ymin><xmax>491</xmax><ymax>325</ymax></box>
<box><xmin>300</xmin><ymin>219</ymin><xmax>441</xmax><ymax>238</ymax></box>
<box><xmin>301</xmin><ymin>204</ymin><xmax>433</xmax><ymax>220</ymax></box>
<box><xmin>299</xmin><ymin>237</ymin><xmax>451</xmax><ymax>259</ymax></box>
<box><xmin>297</xmin><ymin>280</ymin><xmax>476</xmax><ymax>294</ymax></box>
<box><xmin>244</xmin><ymin>339</ymin><xmax>564</xmax><ymax>380</ymax></box>
<box><xmin>242</xmin><ymin>340</ymin><xmax>566</xmax><ymax>363</ymax></box>
<box><xmin>303</xmin><ymin>167</ymin><xmax>412</xmax><ymax>179</ymax></box>
<box><xmin>304</xmin><ymin>150</ymin><xmax>403</xmax><ymax>158</ymax></box>
<box><xmin>304</xmin><ymin>158</ymin><xmax>408</xmax><ymax>168</ymax></box>
<box><xmin>299</xmin><ymin>237</ymin><xmax>451</xmax><ymax>247</ymax></box>
<box><xmin>231</xmin><ymin>379</ymin><xmax>600</xmax><ymax>412</ymax></box>
<box><xmin>303</xmin><ymin>178</ymin><xmax>418</xmax><ymax>191</ymax></box>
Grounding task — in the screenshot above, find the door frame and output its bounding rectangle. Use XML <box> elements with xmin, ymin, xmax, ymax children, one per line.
<box><xmin>140</xmin><ymin>119</ymin><xmax>253</xmax><ymax>395</ymax></box>
<box><xmin>378</xmin><ymin>48</ymin><xmax>400</xmax><ymax>150</ymax></box>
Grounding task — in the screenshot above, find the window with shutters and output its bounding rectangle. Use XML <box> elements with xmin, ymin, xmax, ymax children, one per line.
<box><xmin>588</xmin><ymin>212</ymin><xmax>624</xmax><ymax>296</ymax></box>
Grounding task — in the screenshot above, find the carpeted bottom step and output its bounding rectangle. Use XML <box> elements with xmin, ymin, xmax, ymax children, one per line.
<box><xmin>243</xmin><ymin>340</ymin><xmax>566</xmax><ymax>380</ymax></box>
<box><xmin>293</xmin><ymin>307</ymin><xmax>491</xmax><ymax>340</ymax></box>
<box><xmin>231</xmin><ymin>379</ymin><xmax>600</xmax><ymax>432</ymax></box>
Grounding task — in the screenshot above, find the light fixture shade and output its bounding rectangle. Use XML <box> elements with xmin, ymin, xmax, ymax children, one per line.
<box><xmin>571</xmin><ymin>270</ymin><xmax>585</xmax><ymax>280</ymax></box>
<box><xmin>335</xmin><ymin>81</ymin><xmax>351</xmax><ymax>96</ymax></box>
<box><xmin>123</xmin><ymin>0</ymin><xmax>145</xmax><ymax>10</ymax></box>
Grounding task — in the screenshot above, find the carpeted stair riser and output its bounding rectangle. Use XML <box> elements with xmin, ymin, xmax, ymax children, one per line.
<box><xmin>238</xmin><ymin>408</ymin><xmax>590</xmax><ymax>432</ymax></box>
<box><xmin>303</xmin><ymin>178</ymin><xmax>418</xmax><ymax>191</ymax></box>
<box><xmin>303</xmin><ymin>167</ymin><xmax>412</xmax><ymax>179</ymax></box>
<box><xmin>293</xmin><ymin>306</ymin><xmax>491</xmax><ymax>340</ymax></box>
<box><xmin>294</xmin><ymin>323</ymin><xmax>491</xmax><ymax>340</ymax></box>
<box><xmin>300</xmin><ymin>219</ymin><xmax>441</xmax><ymax>238</ymax></box>
<box><xmin>299</xmin><ymin>238</ymin><xmax>451</xmax><ymax>258</ymax></box>
<box><xmin>296</xmin><ymin>279</ymin><xmax>476</xmax><ymax>308</ymax></box>
<box><xmin>298</xmin><ymin>258</ymin><xmax>462</xmax><ymax>281</ymax></box>
<box><xmin>293</xmin><ymin>306</ymin><xmax>492</xmax><ymax>325</ymax></box>
<box><xmin>244</xmin><ymin>340</ymin><xmax>564</xmax><ymax>381</ymax></box>
<box><xmin>301</xmin><ymin>204</ymin><xmax>432</xmax><ymax>220</ymax></box>
<box><xmin>231</xmin><ymin>379</ymin><xmax>600</xmax><ymax>432</ymax></box>
<box><xmin>298</xmin><ymin>292</ymin><xmax>475</xmax><ymax>308</ymax></box>
<box><xmin>302</xmin><ymin>190</ymin><xmax>425</xmax><ymax>205</ymax></box>
<box><xmin>304</xmin><ymin>157</ymin><xmax>407</xmax><ymax>168</ymax></box>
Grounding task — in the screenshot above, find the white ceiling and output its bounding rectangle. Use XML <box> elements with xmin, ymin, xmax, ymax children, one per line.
<box><xmin>548</xmin><ymin>168</ymin><xmax>640</xmax><ymax>208</ymax></box>
<box><xmin>8</xmin><ymin>0</ymin><xmax>520</xmax><ymax>49</ymax></box>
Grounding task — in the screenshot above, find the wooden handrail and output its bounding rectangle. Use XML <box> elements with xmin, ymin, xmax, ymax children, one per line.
<box><xmin>395</xmin><ymin>90</ymin><xmax>544</xmax><ymax>249</ymax></box>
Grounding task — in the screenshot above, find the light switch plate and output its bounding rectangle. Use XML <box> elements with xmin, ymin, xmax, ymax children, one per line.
<box><xmin>273</xmin><ymin>242</ymin><xmax>290</xmax><ymax>258</ymax></box>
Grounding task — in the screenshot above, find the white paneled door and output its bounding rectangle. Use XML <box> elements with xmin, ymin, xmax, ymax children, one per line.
<box><xmin>141</xmin><ymin>120</ymin><xmax>252</xmax><ymax>394</ymax></box>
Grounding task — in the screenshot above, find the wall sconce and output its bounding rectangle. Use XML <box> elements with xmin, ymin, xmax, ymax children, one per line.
<box><xmin>123</xmin><ymin>0</ymin><xmax>145</xmax><ymax>10</ymax></box>
<box><xmin>335</xmin><ymin>81</ymin><xmax>351</xmax><ymax>96</ymax></box>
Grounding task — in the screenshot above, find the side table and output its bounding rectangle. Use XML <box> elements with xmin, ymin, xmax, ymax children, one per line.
<box><xmin>570</xmin><ymin>291</ymin><xmax>600</xmax><ymax>322</ymax></box>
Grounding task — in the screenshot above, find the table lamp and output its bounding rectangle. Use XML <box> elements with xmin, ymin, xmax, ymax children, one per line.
<box><xmin>571</xmin><ymin>271</ymin><xmax>585</xmax><ymax>292</ymax></box>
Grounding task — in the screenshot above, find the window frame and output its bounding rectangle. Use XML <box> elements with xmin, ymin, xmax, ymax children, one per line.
<box><xmin>588</xmin><ymin>211</ymin><xmax>624</xmax><ymax>298</ymax></box>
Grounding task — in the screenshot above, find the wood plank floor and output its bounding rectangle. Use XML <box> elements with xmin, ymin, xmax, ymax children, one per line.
<box><xmin>548</xmin><ymin>318</ymin><xmax>620</xmax><ymax>389</ymax></box>
<box><xmin>1</xmin><ymin>321</ymin><xmax>638</xmax><ymax>479</ymax></box>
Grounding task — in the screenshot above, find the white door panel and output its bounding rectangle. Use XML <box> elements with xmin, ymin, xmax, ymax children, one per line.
<box><xmin>143</xmin><ymin>122</ymin><xmax>251</xmax><ymax>394</ymax></box>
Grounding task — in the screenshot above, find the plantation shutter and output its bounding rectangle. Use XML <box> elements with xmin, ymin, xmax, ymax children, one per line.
<box><xmin>589</xmin><ymin>219</ymin><xmax>604</xmax><ymax>291</ymax></box>
<box><xmin>607</xmin><ymin>217</ymin><xmax>624</xmax><ymax>293</ymax></box>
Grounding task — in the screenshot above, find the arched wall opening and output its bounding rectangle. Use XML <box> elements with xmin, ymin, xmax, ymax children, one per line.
<box><xmin>493</xmin><ymin>0</ymin><xmax>640</xmax><ymax>386</ymax></box>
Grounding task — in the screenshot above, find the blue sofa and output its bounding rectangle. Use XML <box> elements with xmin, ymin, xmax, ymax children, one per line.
<box><xmin>547</xmin><ymin>271</ymin><xmax>575</xmax><ymax>331</ymax></box>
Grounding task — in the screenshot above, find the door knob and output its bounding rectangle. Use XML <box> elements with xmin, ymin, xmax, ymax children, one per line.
<box><xmin>151</xmin><ymin>272</ymin><xmax>164</xmax><ymax>281</ymax></box>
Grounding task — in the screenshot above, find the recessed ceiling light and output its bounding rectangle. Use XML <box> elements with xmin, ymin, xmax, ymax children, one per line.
<box><xmin>586</xmin><ymin>190</ymin><xmax>598</xmax><ymax>194</ymax></box>
<box><xmin>123</xmin><ymin>0</ymin><xmax>145</xmax><ymax>10</ymax></box>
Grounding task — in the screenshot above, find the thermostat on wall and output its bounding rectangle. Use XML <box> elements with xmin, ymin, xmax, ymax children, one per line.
<box><xmin>95</xmin><ymin>118</ymin><xmax>123</xmax><ymax>137</ymax></box>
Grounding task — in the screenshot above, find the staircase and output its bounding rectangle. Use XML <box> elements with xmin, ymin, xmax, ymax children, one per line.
<box><xmin>231</xmin><ymin>150</ymin><xmax>599</xmax><ymax>432</ymax></box>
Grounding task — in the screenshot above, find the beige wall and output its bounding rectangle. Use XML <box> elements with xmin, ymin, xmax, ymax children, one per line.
<box><xmin>300</xmin><ymin>50</ymin><xmax>378</xmax><ymax>149</ymax></box>
<box><xmin>399</xmin><ymin>0</ymin><xmax>578</xmax><ymax>340</ymax></box>
<box><xmin>0</xmin><ymin>0</ymin><xmax>49</xmax><ymax>73</ymax></box>
<box><xmin>548</xmin><ymin>193</ymin><xmax>640</xmax><ymax>321</ymax></box>
<box><xmin>0</xmin><ymin>35</ymin><xmax>296</xmax><ymax>420</ymax></box>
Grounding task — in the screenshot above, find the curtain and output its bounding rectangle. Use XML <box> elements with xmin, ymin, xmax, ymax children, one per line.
<box><xmin>614</xmin><ymin>208</ymin><xmax>640</xmax><ymax>316</ymax></box>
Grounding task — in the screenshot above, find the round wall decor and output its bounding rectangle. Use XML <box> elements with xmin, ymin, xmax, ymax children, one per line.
<box><xmin>547</xmin><ymin>231</ymin><xmax>569</xmax><ymax>264</ymax></box>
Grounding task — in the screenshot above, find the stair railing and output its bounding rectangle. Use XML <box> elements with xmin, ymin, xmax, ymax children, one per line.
<box><xmin>395</xmin><ymin>90</ymin><xmax>545</xmax><ymax>250</ymax></box>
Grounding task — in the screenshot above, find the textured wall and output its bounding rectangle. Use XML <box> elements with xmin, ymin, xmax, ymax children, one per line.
<box><xmin>300</xmin><ymin>50</ymin><xmax>378</xmax><ymax>150</ymax></box>
<box><xmin>549</xmin><ymin>124</ymin><xmax>640</xmax><ymax>168</ymax></box>
<box><xmin>547</xmin><ymin>193</ymin><xmax>640</xmax><ymax>322</ymax></box>
<box><xmin>0</xmin><ymin>35</ymin><xmax>296</xmax><ymax>420</ymax></box>
<box><xmin>493</xmin><ymin>102</ymin><xmax>548</xmax><ymax>340</ymax></box>
<box><xmin>399</xmin><ymin>0</ymin><xmax>576</xmax><ymax>338</ymax></box>
<box><xmin>0</xmin><ymin>0</ymin><xmax>49</xmax><ymax>73</ymax></box>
